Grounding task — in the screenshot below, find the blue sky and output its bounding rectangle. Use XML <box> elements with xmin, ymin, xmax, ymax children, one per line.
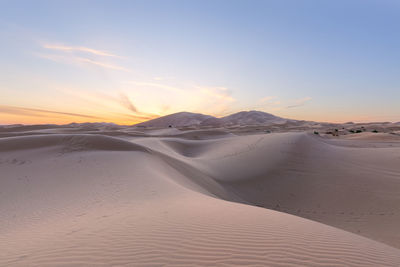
<box><xmin>0</xmin><ymin>0</ymin><xmax>399</xmax><ymax>124</ymax></box>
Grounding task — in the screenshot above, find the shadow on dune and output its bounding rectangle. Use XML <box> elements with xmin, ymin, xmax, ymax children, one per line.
<box><xmin>135</xmin><ymin>132</ymin><xmax>400</xmax><ymax>248</ymax></box>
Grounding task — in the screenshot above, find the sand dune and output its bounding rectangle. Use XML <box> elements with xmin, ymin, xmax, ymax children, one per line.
<box><xmin>1</xmin><ymin>128</ymin><xmax>400</xmax><ymax>266</ymax></box>
<box><xmin>135</xmin><ymin>133</ymin><xmax>400</xmax><ymax>247</ymax></box>
<box><xmin>339</xmin><ymin>132</ymin><xmax>400</xmax><ymax>141</ymax></box>
<box><xmin>0</xmin><ymin>134</ymin><xmax>149</xmax><ymax>153</ymax></box>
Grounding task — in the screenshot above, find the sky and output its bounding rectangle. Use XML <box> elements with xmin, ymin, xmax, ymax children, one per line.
<box><xmin>0</xmin><ymin>0</ymin><xmax>399</xmax><ymax>125</ymax></box>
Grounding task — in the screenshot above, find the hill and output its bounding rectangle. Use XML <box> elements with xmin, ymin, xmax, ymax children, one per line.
<box><xmin>135</xmin><ymin>110</ymin><xmax>288</xmax><ymax>127</ymax></box>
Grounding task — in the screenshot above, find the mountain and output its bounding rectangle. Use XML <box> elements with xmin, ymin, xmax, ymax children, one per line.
<box><xmin>135</xmin><ymin>112</ymin><xmax>215</xmax><ymax>127</ymax></box>
<box><xmin>219</xmin><ymin>110</ymin><xmax>287</xmax><ymax>126</ymax></box>
<box><xmin>134</xmin><ymin>110</ymin><xmax>288</xmax><ymax>127</ymax></box>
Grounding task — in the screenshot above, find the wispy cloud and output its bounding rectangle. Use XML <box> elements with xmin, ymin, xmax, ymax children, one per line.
<box><xmin>36</xmin><ymin>53</ymin><xmax>131</xmax><ymax>72</ymax></box>
<box><xmin>197</xmin><ymin>86</ymin><xmax>235</xmax><ymax>102</ymax></box>
<box><xmin>118</xmin><ymin>93</ymin><xmax>138</xmax><ymax>113</ymax></box>
<box><xmin>0</xmin><ymin>105</ymin><xmax>103</xmax><ymax>120</ymax></box>
<box><xmin>126</xmin><ymin>81</ymin><xmax>235</xmax><ymax>103</ymax></box>
<box><xmin>126</xmin><ymin>81</ymin><xmax>185</xmax><ymax>93</ymax></box>
<box><xmin>76</xmin><ymin>57</ymin><xmax>131</xmax><ymax>72</ymax></box>
<box><xmin>38</xmin><ymin>42</ymin><xmax>130</xmax><ymax>72</ymax></box>
<box><xmin>57</xmin><ymin>88</ymin><xmax>158</xmax><ymax>121</ymax></box>
<box><xmin>122</xmin><ymin>80</ymin><xmax>235</xmax><ymax>116</ymax></box>
<box><xmin>286</xmin><ymin>97</ymin><xmax>312</xmax><ymax>108</ymax></box>
<box><xmin>43</xmin><ymin>44</ymin><xmax>119</xmax><ymax>57</ymax></box>
<box><xmin>259</xmin><ymin>96</ymin><xmax>281</xmax><ymax>106</ymax></box>
<box><xmin>259</xmin><ymin>96</ymin><xmax>277</xmax><ymax>103</ymax></box>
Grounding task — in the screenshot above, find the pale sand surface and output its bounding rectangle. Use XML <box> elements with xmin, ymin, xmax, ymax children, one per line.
<box><xmin>1</xmin><ymin>126</ymin><xmax>400</xmax><ymax>266</ymax></box>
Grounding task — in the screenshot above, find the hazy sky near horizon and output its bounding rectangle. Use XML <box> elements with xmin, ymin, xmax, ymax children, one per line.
<box><xmin>1</xmin><ymin>0</ymin><xmax>399</xmax><ymax>124</ymax></box>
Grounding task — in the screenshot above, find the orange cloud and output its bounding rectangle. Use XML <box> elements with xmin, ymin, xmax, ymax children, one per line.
<box><xmin>0</xmin><ymin>105</ymin><xmax>102</xmax><ymax>120</ymax></box>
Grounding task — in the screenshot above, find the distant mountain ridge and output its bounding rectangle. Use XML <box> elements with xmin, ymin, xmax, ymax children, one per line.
<box><xmin>135</xmin><ymin>110</ymin><xmax>290</xmax><ymax>127</ymax></box>
<box><xmin>135</xmin><ymin>112</ymin><xmax>215</xmax><ymax>127</ymax></box>
<box><xmin>219</xmin><ymin>110</ymin><xmax>287</xmax><ymax>126</ymax></box>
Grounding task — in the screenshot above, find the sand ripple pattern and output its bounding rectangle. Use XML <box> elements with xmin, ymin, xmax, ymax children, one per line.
<box><xmin>1</xmin><ymin>133</ymin><xmax>400</xmax><ymax>266</ymax></box>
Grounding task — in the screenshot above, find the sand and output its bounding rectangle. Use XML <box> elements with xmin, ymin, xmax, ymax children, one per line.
<box><xmin>1</xmin><ymin>125</ymin><xmax>400</xmax><ymax>266</ymax></box>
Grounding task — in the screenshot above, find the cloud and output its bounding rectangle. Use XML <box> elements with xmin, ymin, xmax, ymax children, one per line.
<box><xmin>122</xmin><ymin>80</ymin><xmax>235</xmax><ymax>116</ymax></box>
<box><xmin>126</xmin><ymin>81</ymin><xmax>185</xmax><ymax>93</ymax></box>
<box><xmin>118</xmin><ymin>93</ymin><xmax>138</xmax><ymax>113</ymax></box>
<box><xmin>36</xmin><ymin>53</ymin><xmax>131</xmax><ymax>72</ymax></box>
<box><xmin>38</xmin><ymin>42</ymin><xmax>130</xmax><ymax>72</ymax></box>
<box><xmin>76</xmin><ymin>57</ymin><xmax>131</xmax><ymax>72</ymax></box>
<box><xmin>197</xmin><ymin>86</ymin><xmax>235</xmax><ymax>102</ymax></box>
<box><xmin>259</xmin><ymin>96</ymin><xmax>277</xmax><ymax>103</ymax></box>
<box><xmin>126</xmin><ymin>81</ymin><xmax>235</xmax><ymax>103</ymax></box>
<box><xmin>43</xmin><ymin>44</ymin><xmax>119</xmax><ymax>57</ymax></box>
<box><xmin>57</xmin><ymin>88</ymin><xmax>159</xmax><ymax>121</ymax></box>
<box><xmin>0</xmin><ymin>105</ymin><xmax>103</xmax><ymax>120</ymax></box>
<box><xmin>259</xmin><ymin>96</ymin><xmax>281</xmax><ymax>106</ymax></box>
<box><xmin>286</xmin><ymin>97</ymin><xmax>312</xmax><ymax>108</ymax></box>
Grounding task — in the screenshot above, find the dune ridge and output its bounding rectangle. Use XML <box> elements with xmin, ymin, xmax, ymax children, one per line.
<box><xmin>0</xmin><ymin>134</ymin><xmax>149</xmax><ymax>152</ymax></box>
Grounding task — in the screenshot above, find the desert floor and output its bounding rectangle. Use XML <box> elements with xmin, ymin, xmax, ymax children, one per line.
<box><xmin>1</xmin><ymin>124</ymin><xmax>400</xmax><ymax>266</ymax></box>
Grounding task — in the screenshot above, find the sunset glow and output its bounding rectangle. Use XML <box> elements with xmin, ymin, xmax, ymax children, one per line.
<box><xmin>1</xmin><ymin>0</ymin><xmax>399</xmax><ymax>124</ymax></box>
